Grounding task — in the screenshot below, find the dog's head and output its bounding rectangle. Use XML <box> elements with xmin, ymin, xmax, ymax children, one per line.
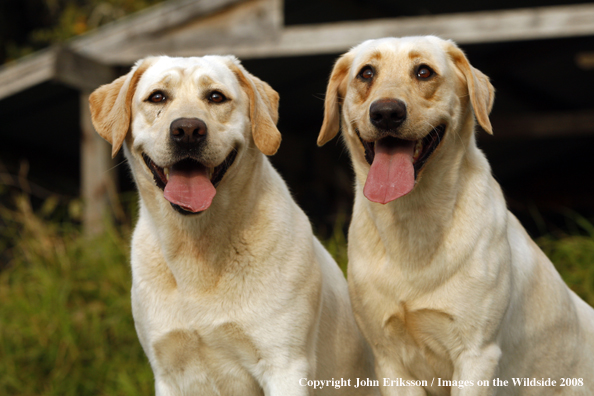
<box><xmin>318</xmin><ymin>36</ymin><xmax>494</xmax><ymax>204</ymax></box>
<box><xmin>90</xmin><ymin>56</ymin><xmax>281</xmax><ymax>215</ymax></box>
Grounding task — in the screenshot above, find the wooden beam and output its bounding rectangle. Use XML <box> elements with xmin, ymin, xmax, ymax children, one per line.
<box><xmin>76</xmin><ymin>0</ymin><xmax>283</xmax><ymax>64</ymax></box>
<box><xmin>276</xmin><ymin>3</ymin><xmax>594</xmax><ymax>55</ymax></box>
<box><xmin>0</xmin><ymin>0</ymin><xmax>250</xmax><ymax>100</ymax></box>
<box><xmin>492</xmin><ymin>110</ymin><xmax>594</xmax><ymax>139</ymax></box>
<box><xmin>1</xmin><ymin>2</ymin><xmax>594</xmax><ymax>98</ymax></box>
<box><xmin>0</xmin><ymin>50</ymin><xmax>55</xmax><ymax>101</ymax></box>
<box><xmin>0</xmin><ymin>46</ymin><xmax>117</xmax><ymax>101</ymax></box>
<box><xmin>71</xmin><ymin>0</ymin><xmax>250</xmax><ymax>60</ymax></box>
<box><xmin>54</xmin><ymin>46</ymin><xmax>117</xmax><ymax>90</ymax></box>
<box><xmin>101</xmin><ymin>3</ymin><xmax>594</xmax><ymax>61</ymax></box>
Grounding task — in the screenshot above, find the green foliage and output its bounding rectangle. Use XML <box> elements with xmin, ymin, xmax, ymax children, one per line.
<box><xmin>320</xmin><ymin>213</ymin><xmax>349</xmax><ymax>277</ymax></box>
<box><xmin>535</xmin><ymin>212</ymin><xmax>594</xmax><ymax>306</ymax></box>
<box><xmin>539</xmin><ymin>234</ymin><xmax>594</xmax><ymax>307</ymax></box>
<box><xmin>0</xmin><ymin>196</ymin><xmax>154</xmax><ymax>396</ymax></box>
<box><xmin>3</xmin><ymin>0</ymin><xmax>165</xmax><ymax>64</ymax></box>
<box><xmin>34</xmin><ymin>0</ymin><xmax>165</xmax><ymax>45</ymax></box>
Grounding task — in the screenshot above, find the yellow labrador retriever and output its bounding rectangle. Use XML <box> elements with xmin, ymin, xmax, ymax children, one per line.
<box><xmin>318</xmin><ymin>36</ymin><xmax>594</xmax><ymax>396</ymax></box>
<box><xmin>90</xmin><ymin>56</ymin><xmax>377</xmax><ymax>396</ymax></box>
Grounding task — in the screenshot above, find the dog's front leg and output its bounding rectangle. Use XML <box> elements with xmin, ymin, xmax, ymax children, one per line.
<box><xmin>262</xmin><ymin>358</ymin><xmax>314</xmax><ymax>396</ymax></box>
<box><xmin>451</xmin><ymin>344</ymin><xmax>501</xmax><ymax>396</ymax></box>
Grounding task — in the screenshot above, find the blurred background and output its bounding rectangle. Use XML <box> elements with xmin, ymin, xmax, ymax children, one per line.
<box><xmin>1</xmin><ymin>0</ymin><xmax>593</xmax><ymax>394</ymax></box>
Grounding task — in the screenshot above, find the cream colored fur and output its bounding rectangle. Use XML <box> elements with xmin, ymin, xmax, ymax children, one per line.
<box><xmin>90</xmin><ymin>55</ymin><xmax>377</xmax><ymax>396</ymax></box>
<box><xmin>318</xmin><ymin>36</ymin><xmax>594</xmax><ymax>396</ymax></box>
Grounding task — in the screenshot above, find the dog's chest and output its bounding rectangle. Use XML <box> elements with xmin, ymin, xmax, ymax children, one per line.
<box><xmin>133</xmin><ymin>280</ymin><xmax>266</xmax><ymax>394</ymax></box>
<box><xmin>351</xmin><ymin>242</ymin><xmax>460</xmax><ymax>382</ymax></box>
<box><xmin>357</xmin><ymin>267</ymin><xmax>458</xmax><ymax>386</ymax></box>
<box><xmin>382</xmin><ymin>301</ymin><xmax>457</xmax><ymax>379</ymax></box>
<box><xmin>150</xmin><ymin>324</ymin><xmax>264</xmax><ymax>395</ymax></box>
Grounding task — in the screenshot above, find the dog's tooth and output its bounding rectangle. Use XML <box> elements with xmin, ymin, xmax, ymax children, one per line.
<box><xmin>164</xmin><ymin>167</ymin><xmax>170</xmax><ymax>180</ymax></box>
<box><xmin>414</xmin><ymin>140</ymin><xmax>422</xmax><ymax>159</ymax></box>
<box><xmin>208</xmin><ymin>167</ymin><xmax>214</xmax><ymax>179</ymax></box>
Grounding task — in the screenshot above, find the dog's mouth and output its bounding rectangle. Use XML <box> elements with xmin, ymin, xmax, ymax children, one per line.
<box><xmin>357</xmin><ymin>124</ymin><xmax>446</xmax><ymax>204</ymax></box>
<box><xmin>142</xmin><ymin>150</ymin><xmax>237</xmax><ymax>215</ymax></box>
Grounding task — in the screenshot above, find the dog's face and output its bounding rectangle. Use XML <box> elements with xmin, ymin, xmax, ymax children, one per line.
<box><xmin>318</xmin><ymin>36</ymin><xmax>494</xmax><ymax>204</ymax></box>
<box><xmin>89</xmin><ymin>56</ymin><xmax>281</xmax><ymax>215</ymax></box>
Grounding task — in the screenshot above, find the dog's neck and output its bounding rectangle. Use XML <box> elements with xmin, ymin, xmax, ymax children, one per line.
<box><xmin>138</xmin><ymin>150</ymin><xmax>290</xmax><ymax>292</ymax></box>
<box><xmin>352</xmin><ymin>114</ymin><xmax>502</xmax><ymax>276</ymax></box>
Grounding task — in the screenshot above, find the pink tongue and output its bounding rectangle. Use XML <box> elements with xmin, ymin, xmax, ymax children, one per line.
<box><xmin>163</xmin><ymin>165</ymin><xmax>216</xmax><ymax>213</ymax></box>
<box><xmin>363</xmin><ymin>139</ymin><xmax>415</xmax><ymax>204</ymax></box>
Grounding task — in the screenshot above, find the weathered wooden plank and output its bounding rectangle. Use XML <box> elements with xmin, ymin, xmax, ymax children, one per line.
<box><xmin>2</xmin><ymin>2</ymin><xmax>594</xmax><ymax>100</ymax></box>
<box><xmin>0</xmin><ymin>46</ymin><xmax>117</xmax><ymax>101</ymax></box>
<box><xmin>91</xmin><ymin>0</ymin><xmax>282</xmax><ymax>64</ymax></box>
<box><xmin>72</xmin><ymin>0</ymin><xmax>249</xmax><ymax>60</ymax></box>
<box><xmin>0</xmin><ymin>0</ymin><xmax>251</xmax><ymax>100</ymax></box>
<box><xmin>274</xmin><ymin>3</ymin><xmax>594</xmax><ymax>55</ymax></box>
<box><xmin>0</xmin><ymin>50</ymin><xmax>55</xmax><ymax>101</ymax></box>
<box><xmin>54</xmin><ymin>46</ymin><xmax>117</xmax><ymax>90</ymax></box>
<box><xmin>124</xmin><ymin>3</ymin><xmax>594</xmax><ymax>60</ymax></box>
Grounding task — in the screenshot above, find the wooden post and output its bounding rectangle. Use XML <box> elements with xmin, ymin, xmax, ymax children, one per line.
<box><xmin>50</xmin><ymin>47</ymin><xmax>120</xmax><ymax>235</ymax></box>
<box><xmin>80</xmin><ymin>90</ymin><xmax>120</xmax><ymax>236</ymax></box>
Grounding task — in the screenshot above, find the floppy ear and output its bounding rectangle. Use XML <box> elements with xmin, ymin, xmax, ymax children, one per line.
<box><xmin>89</xmin><ymin>59</ymin><xmax>151</xmax><ymax>157</ymax></box>
<box><xmin>447</xmin><ymin>43</ymin><xmax>495</xmax><ymax>134</ymax></box>
<box><xmin>229</xmin><ymin>61</ymin><xmax>281</xmax><ymax>156</ymax></box>
<box><xmin>317</xmin><ymin>53</ymin><xmax>353</xmax><ymax>146</ymax></box>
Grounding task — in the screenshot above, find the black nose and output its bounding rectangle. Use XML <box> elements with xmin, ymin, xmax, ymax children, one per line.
<box><xmin>369</xmin><ymin>99</ymin><xmax>407</xmax><ymax>130</ymax></box>
<box><xmin>170</xmin><ymin>118</ymin><xmax>207</xmax><ymax>146</ymax></box>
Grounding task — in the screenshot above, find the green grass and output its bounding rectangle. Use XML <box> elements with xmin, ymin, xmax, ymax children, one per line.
<box><xmin>321</xmin><ymin>213</ymin><xmax>349</xmax><ymax>276</ymax></box>
<box><xmin>0</xmin><ymin>195</ymin><xmax>153</xmax><ymax>396</ymax></box>
<box><xmin>538</xmin><ymin>234</ymin><xmax>594</xmax><ymax>307</ymax></box>
<box><xmin>1</xmin><ymin>194</ymin><xmax>593</xmax><ymax>395</ymax></box>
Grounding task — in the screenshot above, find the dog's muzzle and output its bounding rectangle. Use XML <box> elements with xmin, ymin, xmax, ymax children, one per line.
<box><xmin>141</xmin><ymin>117</ymin><xmax>237</xmax><ymax>215</ymax></box>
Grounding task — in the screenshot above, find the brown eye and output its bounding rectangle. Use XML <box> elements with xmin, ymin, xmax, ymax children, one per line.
<box><xmin>148</xmin><ymin>92</ymin><xmax>166</xmax><ymax>103</ymax></box>
<box><xmin>209</xmin><ymin>91</ymin><xmax>226</xmax><ymax>103</ymax></box>
<box><xmin>417</xmin><ymin>65</ymin><xmax>434</xmax><ymax>79</ymax></box>
<box><xmin>358</xmin><ymin>66</ymin><xmax>374</xmax><ymax>80</ymax></box>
